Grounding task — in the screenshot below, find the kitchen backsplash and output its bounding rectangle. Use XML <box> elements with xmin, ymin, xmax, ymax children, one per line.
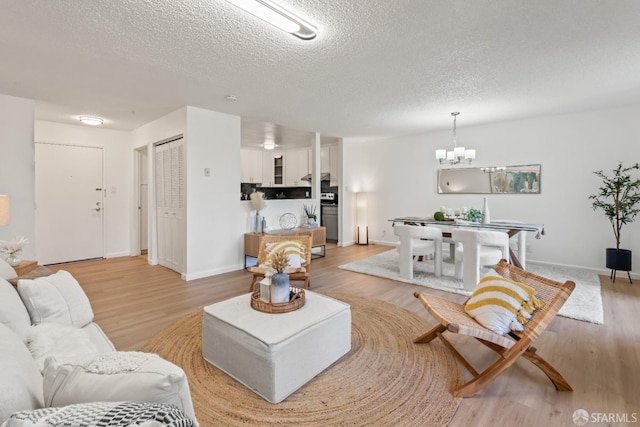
<box><xmin>240</xmin><ymin>184</ymin><xmax>338</xmax><ymax>201</ymax></box>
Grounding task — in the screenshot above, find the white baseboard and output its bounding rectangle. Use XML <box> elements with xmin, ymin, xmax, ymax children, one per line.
<box><xmin>363</xmin><ymin>242</ymin><xmax>638</xmax><ymax>279</ymax></box>
<box><xmin>104</xmin><ymin>251</ymin><xmax>131</xmax><ymax>258</ymax></box>
<box><xmin>527</xmin><ymin>259</ymin><xmax>639</xmax><ymax>280</ymax></box>
<box><xmin>182</xmin><ymin>263</ymin><xmax>245</xmax><ymax>281</ymax></box>
<box><xmin>370</xmin><ymin>240</ymin><xmax>396</xmax><ymax>247</ymax></box>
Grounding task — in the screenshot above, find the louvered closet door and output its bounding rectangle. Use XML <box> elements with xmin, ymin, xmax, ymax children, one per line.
<box><xmin>155</xmin><ymin>137</ymin><xmax>185</xmax><ymax>274</ymax></box>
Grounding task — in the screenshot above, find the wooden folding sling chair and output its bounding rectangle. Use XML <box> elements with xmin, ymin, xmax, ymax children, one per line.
<box><xmin>413</xmin><ymin>259</ymin><xmax>576</xmax><ymax>397</ymax></box>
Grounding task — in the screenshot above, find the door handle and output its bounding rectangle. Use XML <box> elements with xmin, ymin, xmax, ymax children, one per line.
<box><xmin>95</xmin><ymin>202</ymin><xmax>101</xmax><ymax>212</ymax></box>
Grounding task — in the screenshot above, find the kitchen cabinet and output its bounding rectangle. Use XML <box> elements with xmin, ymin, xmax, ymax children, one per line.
<box><xmin>285</xmin><ymin>148</ymin><xmax>311</xmax><ymax>186</ymax></box>
<box><xmin>320</xmin><ymin>146</ymin><xmax>331</xmax><ymax>174</ymax></box>
<box><xmin>262</xmin><ymin>151</ymin><xmax>285</xmax><ymax>186</ymax></box>
<box><xmin>240</xmin><ymin>149</ymin><xmax>263</xmax><ymax>183</ymax></box>
<box><xmin>260</xmin><ymin>148</ymin><xmax>311</xmax><ymax>187</ymax></box>
<box><xmin>321</xmin><ymin>144</ymin><xmax>339</xmax><ymax>186</ymax></box>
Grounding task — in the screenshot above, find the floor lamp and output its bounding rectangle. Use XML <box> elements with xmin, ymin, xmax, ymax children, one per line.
<box><xmin>356</xmin><ymin>192</ymin><xmax>368</xmax><ymax>245</ymax></box>
<box><xmin>0</xmin><ymin>195</ymin><xmax>9</xmax><ymax>226</ymax></box>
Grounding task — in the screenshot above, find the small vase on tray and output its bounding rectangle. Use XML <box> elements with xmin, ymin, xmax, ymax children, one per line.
<box><xmin>271</xmin><ymin>271</ymin><xmax>290</xmax><ymax>303</ymax></box>
<box><xmin>6</xmin><ymin>255</ymin><xmax>21</xmax><ymax>267</ymax></box>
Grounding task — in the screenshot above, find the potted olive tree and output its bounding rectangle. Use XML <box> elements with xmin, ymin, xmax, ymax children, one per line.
<box><xmin>589</xmin><ymin>161</ymin><xmax>640</xmax><ymax>283</ymax></box>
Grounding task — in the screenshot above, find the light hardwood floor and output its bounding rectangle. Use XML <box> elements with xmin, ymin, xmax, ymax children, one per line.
<box><xmin>49</xmin><ymin>244</ymin><xmax>640</xmax><ymax>427</ymax></box>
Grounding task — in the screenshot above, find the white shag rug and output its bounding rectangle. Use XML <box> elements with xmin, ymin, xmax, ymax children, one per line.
<box><xmin>338</xmin><ymin>249</ymin><xmax>604</xmax><ymax>324</ymax></box>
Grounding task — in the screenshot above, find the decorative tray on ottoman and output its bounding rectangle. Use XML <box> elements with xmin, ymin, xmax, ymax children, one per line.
<box><xmin>251</xmin><ymin>287</ymin><xmax>305</xmax><ymax>314</ymax></box>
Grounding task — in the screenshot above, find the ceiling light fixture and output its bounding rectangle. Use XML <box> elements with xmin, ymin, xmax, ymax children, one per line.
<box><xmin>262</xmin><ymin>140</ymin><xmax>278</xmax><ymax>150</ymax></box>
<box><xmin>435</xmin><ymin>112</ymin><xmax>475</xmax><ymax>165</ymax></box>
<box><xmin>79</xmin><ymin>116</ymin><xmax>104</xmax><ymax>126</ymax></box>
<box><xmin>225</xmin><ymin>0</ymin><xmax>317</xmax><ymax>40</ymax></box>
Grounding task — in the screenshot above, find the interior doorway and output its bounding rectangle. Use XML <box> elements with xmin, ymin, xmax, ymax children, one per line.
<box><xmin>137</xmin><ymin>146</ymin><xmax>149</xmax><ymax>255</ymax></box>
<box><xmin>35</xmin><ymin>143</ymin><xmax>104</xmax><ymax>265</ymax></box>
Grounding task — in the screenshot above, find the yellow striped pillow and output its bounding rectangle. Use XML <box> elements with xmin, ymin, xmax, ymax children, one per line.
<box><xmin>260</xmin><ymin>240</ymin><xmax>307</xmax><ymax>270</ymax></box>
<box><xmin>464</xmin><ymin>269</ymin><xmax>545</xmax><ymax>335</ymax></box>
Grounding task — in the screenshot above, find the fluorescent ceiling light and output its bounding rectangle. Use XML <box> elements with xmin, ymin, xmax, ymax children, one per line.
<box><xmin>79</xmin><ymin>116</ymin><xmax>104</xmax><ymax>126</ymax></box>
<box><xmin>225</xmin><ymin>0</ymin><xmax>317</xmax><ymax>40</ymax></box>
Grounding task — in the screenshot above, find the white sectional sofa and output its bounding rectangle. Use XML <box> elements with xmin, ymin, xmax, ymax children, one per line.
<box><xmin>0</xmin><ymin>259</ymin><xmax>198</xmax><ymax>426</ymax></box>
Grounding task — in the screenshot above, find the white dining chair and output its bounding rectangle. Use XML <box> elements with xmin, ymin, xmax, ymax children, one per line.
<box><xmin>394</xmin><ymin>225</ymin><xmax>443</xmax><ymax>280</ymax></box>
<box><xmin>491</xmin><ymin>219</ymin><xmax>527</xmax><ymax>269</ymax></box>
<box><xmin>452</xmin><ymin>228</ymin><xmax>510</xmax><ymax>291</ymax></box>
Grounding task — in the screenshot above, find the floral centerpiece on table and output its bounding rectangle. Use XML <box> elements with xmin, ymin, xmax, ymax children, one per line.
<box><xmin>465</xmin><ymin>208</ymin><xmax>483</xmax><ymax>222</ymax></box>
<box><xmin>250</xmin><ymin>192</ymin><xmax>267</xmax><ymax>234</ymax></box>
<box><xmin>0</xmin><ymin>235</ymin><xmax>29</xmax><ymax>266</ymax></box>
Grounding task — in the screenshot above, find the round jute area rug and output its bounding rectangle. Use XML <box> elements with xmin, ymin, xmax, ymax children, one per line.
<box><xmin>141</xmin><ymin>292</ymin><xmax>463</xmax><ymax>426</ymax></box>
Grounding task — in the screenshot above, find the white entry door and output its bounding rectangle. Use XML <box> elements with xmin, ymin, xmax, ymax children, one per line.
<box><xmin>35</xmin><ymin>143</ymin><xmax>104</xmax><ymax>265</ymax></box>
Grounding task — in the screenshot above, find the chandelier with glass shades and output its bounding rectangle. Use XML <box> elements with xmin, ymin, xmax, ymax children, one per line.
<box><xmin>435</xmin><ymin>112</ymin><xmax>475</xmax><ymax>165</ymax></box>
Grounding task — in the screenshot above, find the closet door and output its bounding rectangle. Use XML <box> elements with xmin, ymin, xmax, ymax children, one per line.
<box><xmin>155</xmin><ymin>137</ymin><xmax>185</xmax><ymax>274</ymax></box>
<box><xmin>169</xmin><ymin>140</ymin><xmax>185</xmax><ymax>271</ymax></box>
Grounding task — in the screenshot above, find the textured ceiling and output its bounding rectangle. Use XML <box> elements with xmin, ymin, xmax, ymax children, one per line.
<box><xmin>2</xmin><ymin>0</ymin><xmax>640</xmax><ymax>145</ymax></box>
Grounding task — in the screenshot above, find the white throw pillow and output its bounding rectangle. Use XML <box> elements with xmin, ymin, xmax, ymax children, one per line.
<box><xmin>0</xmin><ymin>324</ymin><xmax>44</xmax><ymax>422</ymax></box>
<box><xmin>464</xmin><ymin>269</ymin><xmax>545</xmax><ymax>335</ymax></box>
<box><xmin>0</xmin><ymin>257</ymin><xmax>17</xmax><ymax>279</ymax></box>
<box><xmin>17</xmin><ymin>270</ymin><xmax>94</xmax><ymax>328</ymax></box>
<box><xmin>43</xmin><ymin>352</ymin><xmax>197</xmax><ymax>423</ymax></box>
<box><xmin>26</xmin><ymin>323</ymin><xmax>100</xmax><ymax>372</ymax></box>
<box><xmin>0</xmin><ymin>277</ymin><xmax>32</xmax><ymax>341</ymax></box>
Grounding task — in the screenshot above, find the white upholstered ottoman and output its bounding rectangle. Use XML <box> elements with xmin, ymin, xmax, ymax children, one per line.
<box><xmin>202</xmin><ymin>290</ymin><xmax>351</xmax><ymax>403</ymax></box>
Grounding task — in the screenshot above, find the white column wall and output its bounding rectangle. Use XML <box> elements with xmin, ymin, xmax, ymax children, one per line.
<box><xmin>34</xmin><ymin>120</ymin><xmax>132</xmax><ymax>259</ymax></box>
<box><xmin>0</xmin><ymin>94</ymin><xmax>35</xmax><ymax>259</ymax></box>
<box><xmin>183</xmin><ymin>106</ymin><xmax>243</xmax><ymax>279</ymax></box>
<box><xmin>343</xmin><ymin>105</ymin><xmax>640</xmax><ymax>274</ymax></box>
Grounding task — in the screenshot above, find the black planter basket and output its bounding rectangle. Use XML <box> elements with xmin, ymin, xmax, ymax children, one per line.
<box><xmin>606</xmin><ymin>248</ymin><xmax>632</xmax><ymax>284</ymax></box>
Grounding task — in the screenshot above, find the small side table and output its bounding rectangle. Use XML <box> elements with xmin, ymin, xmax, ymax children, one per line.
<box><xmin>13</xmin><ymin>260</ymin><xmax>38</xmax><ymax>276</ymax></box>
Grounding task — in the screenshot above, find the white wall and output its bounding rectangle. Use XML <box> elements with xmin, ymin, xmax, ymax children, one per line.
<box><xmin>183</xmin><ymin>107</ymin><xmax>243</xmax><ymax>279</ymax></box>
<box><xmin>340</xmin><ymin>138</ymin><xmax>367</xmax><ymax>246</ymax></box>
<box><xmin>343</xmin><ymin>105</ymin><xmax>640</xmax><ymax>275</ymax></box>
<box><xmin>34</xmin><ymin>120</ymin><xmax>133</xmax><ymax>259</ymax></box>
<box><xmin>183</xmin><ymin>107</ymin><xmax>323</xmax><ymax>279</ymax></box>
<box><xmin>0</xmin><ymin>95</ymin><xmax>35</xmax><ymax>259</ymax></box>
<box><xmin>131</xmin><ymin>108</ymin><xmax>187</xmax><ymax>150</ymax></box>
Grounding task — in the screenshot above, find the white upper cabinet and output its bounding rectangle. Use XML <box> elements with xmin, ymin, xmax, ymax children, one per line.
<box><xmin>320</xmin><ymin>146</ymin><xmax>331</xmax><ymax>174</ymax></box>
<box><xmin>285</xmin><ymin>148</ymin><xmax>311</xmax><ymax>186</ymax></box>
<box><xmin>321</xmin><ymin>144</ymin><xmax>338</xmax><ymax>186</ymax></box>
<box><xmin>262</xmin><ymin>151</ymin><xmax>285</xmax><ymax>186</ymax></box>
<box><xmin>257</xmin><ymin>148</ymin><xmax>312</xmax><ymax>187</ymax></box>
<box><xmin>240</xmin><ymin>149</ymin><xmax>263</xmax><ymax>183</ymax></box>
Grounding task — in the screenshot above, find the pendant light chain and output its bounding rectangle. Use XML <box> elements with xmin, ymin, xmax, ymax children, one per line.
<box><xmin>452</xmin><ymin>112</ymin><xmax>459</xmax><ymax>148</ymax></box>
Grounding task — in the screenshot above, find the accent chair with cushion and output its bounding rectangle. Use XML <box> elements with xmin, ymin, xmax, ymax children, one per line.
<box><xmin>414</xmin><ymin>259</ymin><xmax>575</xmax><ymax>397</ymax></box>
<box><xmin>247</xmin><ymin>233</ymin><xmax>313</xmax><ymax>292</ymax></box>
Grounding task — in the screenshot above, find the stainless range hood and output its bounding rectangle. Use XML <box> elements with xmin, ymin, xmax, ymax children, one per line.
<box><xmin>301</xmin><ymin>173</ymin><xmax>330</xmax><ymax>182</ymax></box>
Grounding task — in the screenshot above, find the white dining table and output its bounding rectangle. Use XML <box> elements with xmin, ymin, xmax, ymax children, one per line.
<box><xmin>389</xmin><ymin>217</ymin><xmax>545</xmax><ymax>269</ymax></box>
